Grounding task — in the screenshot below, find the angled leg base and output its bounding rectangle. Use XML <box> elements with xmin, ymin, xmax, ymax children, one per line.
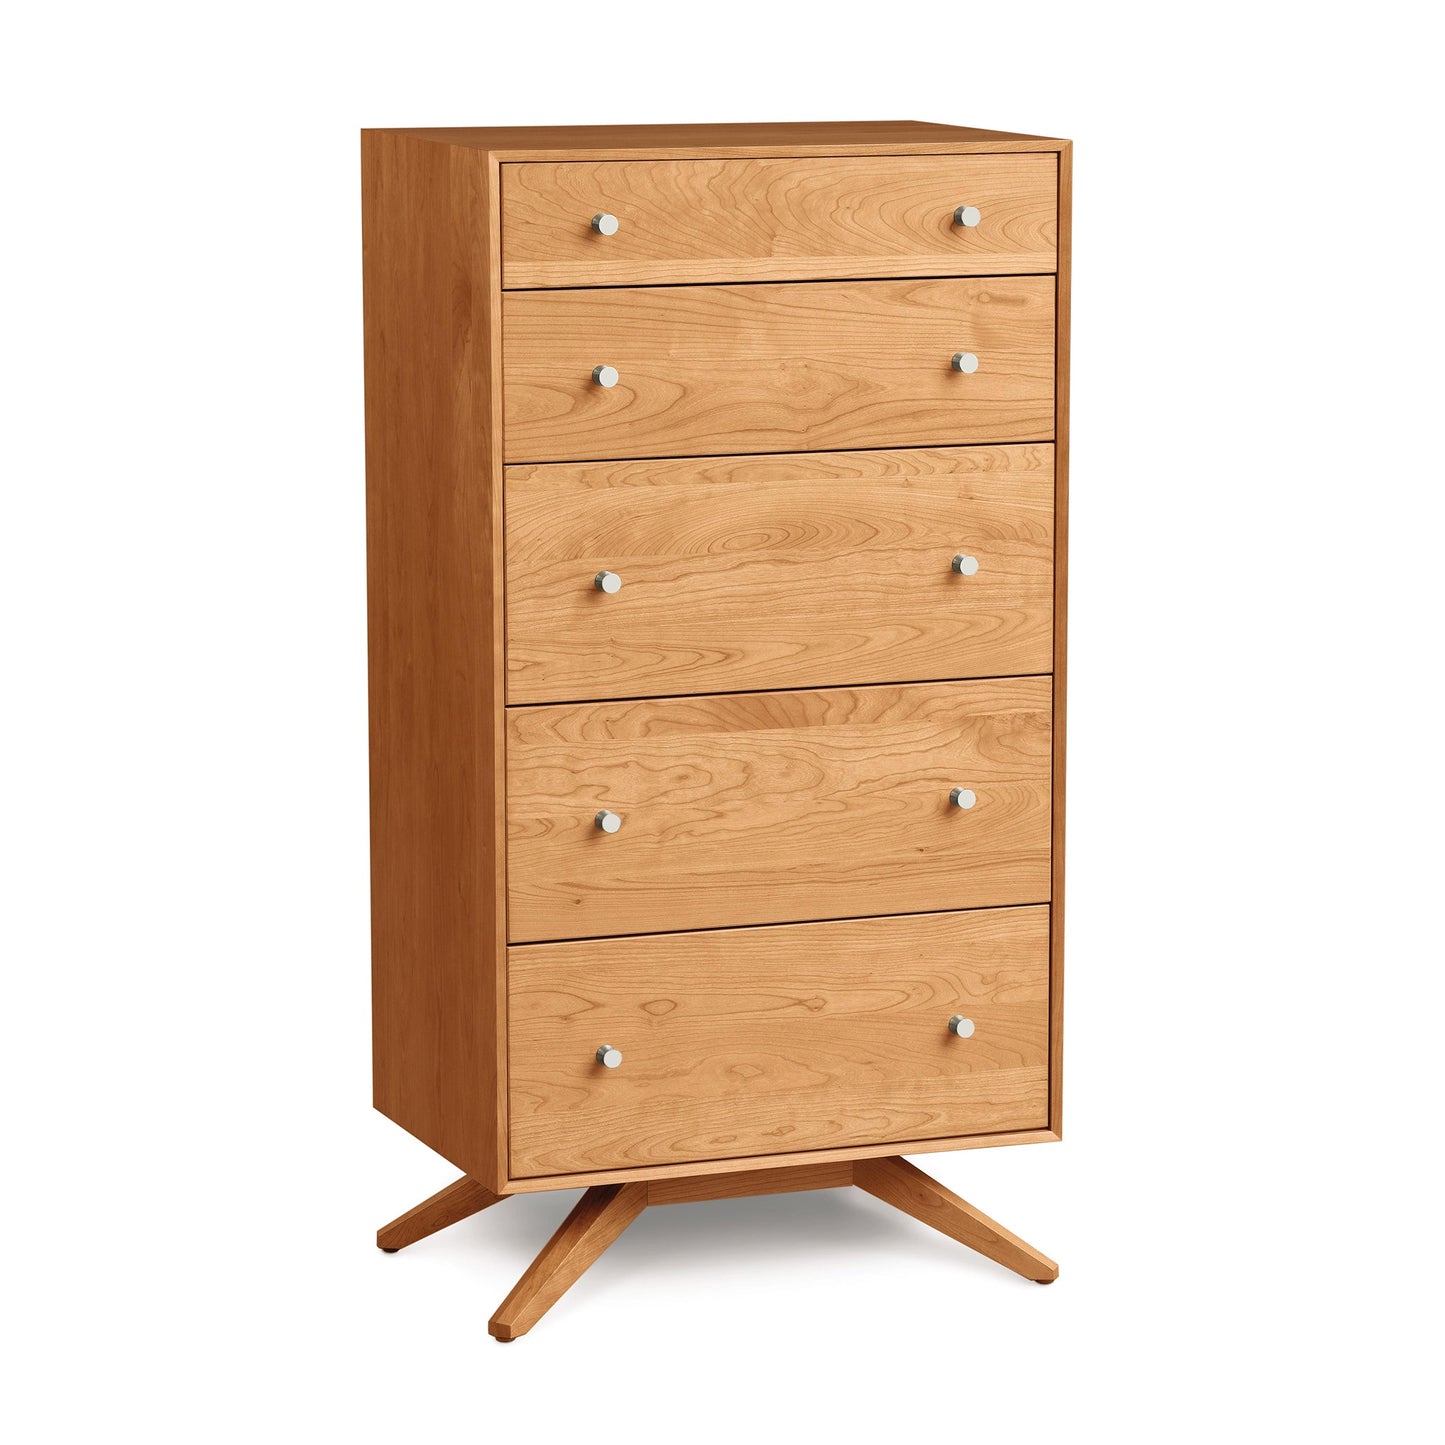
<box><xmin>379</xmin><ymin>1156</ymin><xmax>1056</xmax><ymax>1341</ymax></box>
<box><xmin>377</xmin><ymin>1175</ymin><xmax>505</xmax><ymax>1252</ymax></box>
<box><xmin>854</xmin><ymin>1156</ymin><xmax>1058</xmax><ymax>1283</ymax></box>
<box><xmin>488</xmin><ymin>1183</ymin><xmax>647</xmax><ymax>1341</ymax></box>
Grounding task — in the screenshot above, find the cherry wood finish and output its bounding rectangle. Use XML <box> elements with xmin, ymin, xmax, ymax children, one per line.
<box><xmin>645</xmin><ymin>1161</ymin><xmax>854</xmax><ymax>1206</ymax></box>
<box><xmin>362</xmin><ymin>131</ymin><xmax>509</xmax><ymax>1190</ymax></box>
<box><xmin>505</xmin><ymin>444</ymin><xmax>1054</xmax><ymax>704</ymax></box>
<box><xmin>365</xmin><ymin>121</ymin><xmax>1070</xmax><ymax>1336</ymax></box>
<box><xmin>489</xmin><ymin>1183</ymin><xmax>647</xmax><ymax>1341</ymax></box>
<box><xmin>508</xmin><ymin>907</ymin><xmax>1049</xmax><ymax>1176</ymax></box>
<box><xmin>499</xmin><ymin>1127</ymin><xmax>1059</xmax><ymax>1194</ymax></box>
<box><xmin>855</xmin><ymin>1155</ymin><xmax>1057</xmax><ymax>1281</ymax></box>
<box><xmin>376</xmin><ymin>1176</ymin><xmax>504</xmax><ymax>1252</ymax></box>
<box><xmin>384</xmin><ymin>120</ymin><xmax>1069</xmax><ymax>161</ymax></box>
<box><xmin>506</xmin><ymin>678</ymin><xmax>1051</xmax><ymax>942</ymax></box>
<box><xmin>378</xmin><ymin>1156</ymin><xmax>1054</xmax><ymax>1339</ymax></box>
<box><xmin>363</xmin><ymin>127</ymin><xmax>1067</xmax><ymax>1190</ymax></box>
<box><xmin>502</xmin><ymin>154</ymin><xmax>1057</xmax><ymax>288</ymax></box>
<box><xmin>503</xmin><ymin>277</ymin><xmax>1055</xmax><ymax>463</ymax></box>
<box><xmin>1050</xmin><ymin>143</ymin><xmax>1073</xmax><ymax>1134</ymax></box>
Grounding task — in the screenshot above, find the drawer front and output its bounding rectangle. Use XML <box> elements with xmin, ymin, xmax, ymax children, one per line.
<box><xmin>509</xmin><ymin>905</ymin><xmax>1050</xmax><ymax>1175</ymax></box>
<box><xmin>506</xmin><ymin>678</ymin><xmax>1051</xmax><ymax>942</ymax></box>
<box><xmin>506</xmin><ymin>445</ymin><xmax>1054</xmax><ymax>704</ymax></box>
<box><xmin>502</xmin><ymin>277</ymin><xmax>1055</xmax><ymax>463</ymax></box>
<box><xmin>501</xmin><ymin>154</ymin><xmax>1058</xmax><ymax>288</ymax></box>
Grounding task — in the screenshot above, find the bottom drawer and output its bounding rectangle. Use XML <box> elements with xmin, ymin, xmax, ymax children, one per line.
<box><xmin>508</xmin><ymin>906</ymin><xmax>1049</xmax><ymax>1177</ymax></box>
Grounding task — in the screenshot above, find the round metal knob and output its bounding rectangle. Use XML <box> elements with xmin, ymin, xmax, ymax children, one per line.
<box><xmin>953</xmin><ymin>205</ymin><xmax>982</xmax><ymax>228</ymax></box>
<box><xmin>951</xmin><ymin>352</ymin><xmax>979</xmax><ymax>374</ymax></box>
<box><xmin>592</xmin><ymin>364</ymin><xmax>620</xmax><ymax>388</ymax></box>
<box><xmin>951</xmin><ymin>553</ymin><xmax>979</xmax><ymax>577</ymax></box>
<box><xmin>594</xmin><ymin>809</ymin><xmax>622</xmax><ymax>834</ymax></box>
<box><xmin>596</xmin><ymin>1044</ymin><xmax>623</xmax><ymax>1068</ymax></box>
<box><xmin>950</xmin><ymin>787</ymin><xmax>977</xmax><ymax>810</ymax></box>
<box><xmin>591</xmin><ymin>212</ymin><xmax>620</xmax><ymax>236</ymax></box>
<box><xmin>594</xmin><ymin>570</ymin><xmax>622</xmax><ymax>594</ymax></box>
<box><xmin>948</xmin><ymin>1015</ymin><xmax>976</xmax><ymax>1038</ymax></box>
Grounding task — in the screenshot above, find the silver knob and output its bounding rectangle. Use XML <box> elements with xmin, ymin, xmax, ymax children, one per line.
<box><xmin>948</xmin><ymin>1015</ymin><xmax>976</xmax><ymax>1038</ymax></box>
<box><xmin>592</xmin><ymin>364</ymin><xmax>619</xmax><ymax>388</ymax></box>
<box><xmin>596</xmin><ymin>1045</ymin><xmax>623</xmax><ymax>1068</ymax></box>
<box><xmin>953</xmin><ymin>205</ymin><xmax>982</xmax><ymax>228</ymax></box>
<box><xmin>951</xmin><ymin>352</ymin><xmax>979</xmax><ymax>374</ymax></box>
<box><xmin>951</xmin><ymin>553</ymin><xmax>979</xmax><ymax>576</ymax></box>
<box><xmin>950</xmin><ymin>787</ymin><xmax>977</xmax><ymax>810</ymax></box>
<box><xmin>594</xmin><ymin>809</ymin><xmax>622</xmax><ymax>834</ymax></box>
<box><xmin>594</xmin><ymin>570</ymin><xmax>622</xmax><ymax>594</ymax></box>
<box><xmin>591</xmin><ymin>212</ymin><xmax>620</xmax><ymax>236</ymax></box>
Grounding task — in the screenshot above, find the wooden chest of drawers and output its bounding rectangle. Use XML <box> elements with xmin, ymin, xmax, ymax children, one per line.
<box><xmin>363</xmin><ymin>120</ymin><xmax>1071</xmax><ymax>1340</ymax></box>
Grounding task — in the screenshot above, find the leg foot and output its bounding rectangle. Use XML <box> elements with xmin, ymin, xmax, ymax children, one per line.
<box><xmin>855</xmin><ymin>1156</ymin><xmax>1058</xmax><ymax>1283</ymax></box>
<box><xmin>488</xmin><ymin>1183</ymin><xmax>647</xmax><ymax>1341</ymax></box>
<box><xmin>377</xmin><ymin>1175</ymin><xmax>505</xmax><ymax>1252</ymax></box>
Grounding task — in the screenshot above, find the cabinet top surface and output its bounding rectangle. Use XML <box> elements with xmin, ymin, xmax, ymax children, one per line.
<box><xmin>365</xmin><ymin>120</ymin><xmax>1070</xmax><ymax>160</ymax></box>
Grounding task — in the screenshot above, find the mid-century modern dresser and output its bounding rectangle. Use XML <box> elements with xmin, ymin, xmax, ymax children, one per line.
<box><xmin>363</xmin><ymin>120</ymin><xmax>1071</xmax><ymax>1340</ymax></box>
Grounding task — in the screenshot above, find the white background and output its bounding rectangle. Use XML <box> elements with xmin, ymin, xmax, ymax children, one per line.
<box><xmin>3</xmin><ymin>2</ymin><xmax>1440</xmax><ymax>1439</ymax></box>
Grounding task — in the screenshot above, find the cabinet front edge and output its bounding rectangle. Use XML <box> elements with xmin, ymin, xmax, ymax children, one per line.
<box><xmin>497</xmin><ymin>1129</ymin><xmax>1061</xmax><ymax>1195</ymax></box>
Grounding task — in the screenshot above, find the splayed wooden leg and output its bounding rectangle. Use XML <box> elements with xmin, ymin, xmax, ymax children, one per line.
<box><xmin>488</xmin><ymin>1183</ymin><xmax>647</xmax><ymax>1341</ymax></box>
<box><xmin>377</xmin><ymin>1175</ymin><xmax>505</xmax><ymax>1252</ymax></box>
<box><xmin>855</xmin><ymin>1156</ymin><xmax>1058</xmax><ymax>1283</ymax></box>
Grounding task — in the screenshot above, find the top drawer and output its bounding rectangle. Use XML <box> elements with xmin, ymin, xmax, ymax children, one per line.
<box><xmin>501</xmin><ymin>154</ymin><xmax>1058</xmax><ymax>289</ymax></box>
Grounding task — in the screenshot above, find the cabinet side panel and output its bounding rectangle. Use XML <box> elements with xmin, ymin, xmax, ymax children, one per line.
<box><xmin>1049</xmin><ymin>143</ymin><xmax>1071</xmax><ymax>1136</ymax></box>
<box><xmin>363</xmin><ymin>132</ymin><xmax>506</xmax><ymax>1186</ymax></box>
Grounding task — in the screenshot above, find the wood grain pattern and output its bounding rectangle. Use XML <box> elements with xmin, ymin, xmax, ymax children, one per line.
<box><xmin>855</xmin><ymin>1156</ymin><xmax>1057</xmax><ymax>1281</ymax></box>
<box><xmin>502</xmin><ymin>277</ymin><xmax>1055</xmax><ymax>463</ymax></box>
<box><xmin>488</xmin><ymin>1183</ymin><xmax>647</xmax><ymax>1341</ymax></box>
<box><xmin>501</xmin><ymin>154</ymin><xmax>1057</xmax><ymax>288</ymax></box>
<box><xmin>501</xmin><ymin>1129</ymin><xmax>1059</xmax><ymax>1193</ymax></box>
<box><xmin>646</xmin><ymin>1162</ymin><xmax>854</xmax><ymax>1206</ymax></box>
<box><xmin>362</xmin><ymin>133</ymin><xmax>509</xmax><ymax>1189</ymax></box>
<box><xmin>505</xmin><ymin>445</ymin><xmax>1054</xmax><ymax>704</ymax></box>
<box><xmin>509</xmin><ymin>907</ymin><xmax>1049</xmax><ymax>1176</ymax></box>
<box><xmin>507</xmin><ymin>678</ymin><xmax>1051</xmax><ymax>942</ymax></box>
<box><xmin>376</xmin><ymin>1175</ymin><xmax>504</xmax><ymax>1251</ymax></box>
<box><xmin>363</xmin><ymin>123</ymin><xmax>1070</xmax><ymax>1209</ymax></box>
<box><xmin>381</xmin><ymin>120</ymin><xmax>1069</xmax><ymax>162</ymax></box>
<box><xmin>1050</xmin><ymin>142</ymin><xmax>1072</xmax><ymax>1136</ymax></box>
